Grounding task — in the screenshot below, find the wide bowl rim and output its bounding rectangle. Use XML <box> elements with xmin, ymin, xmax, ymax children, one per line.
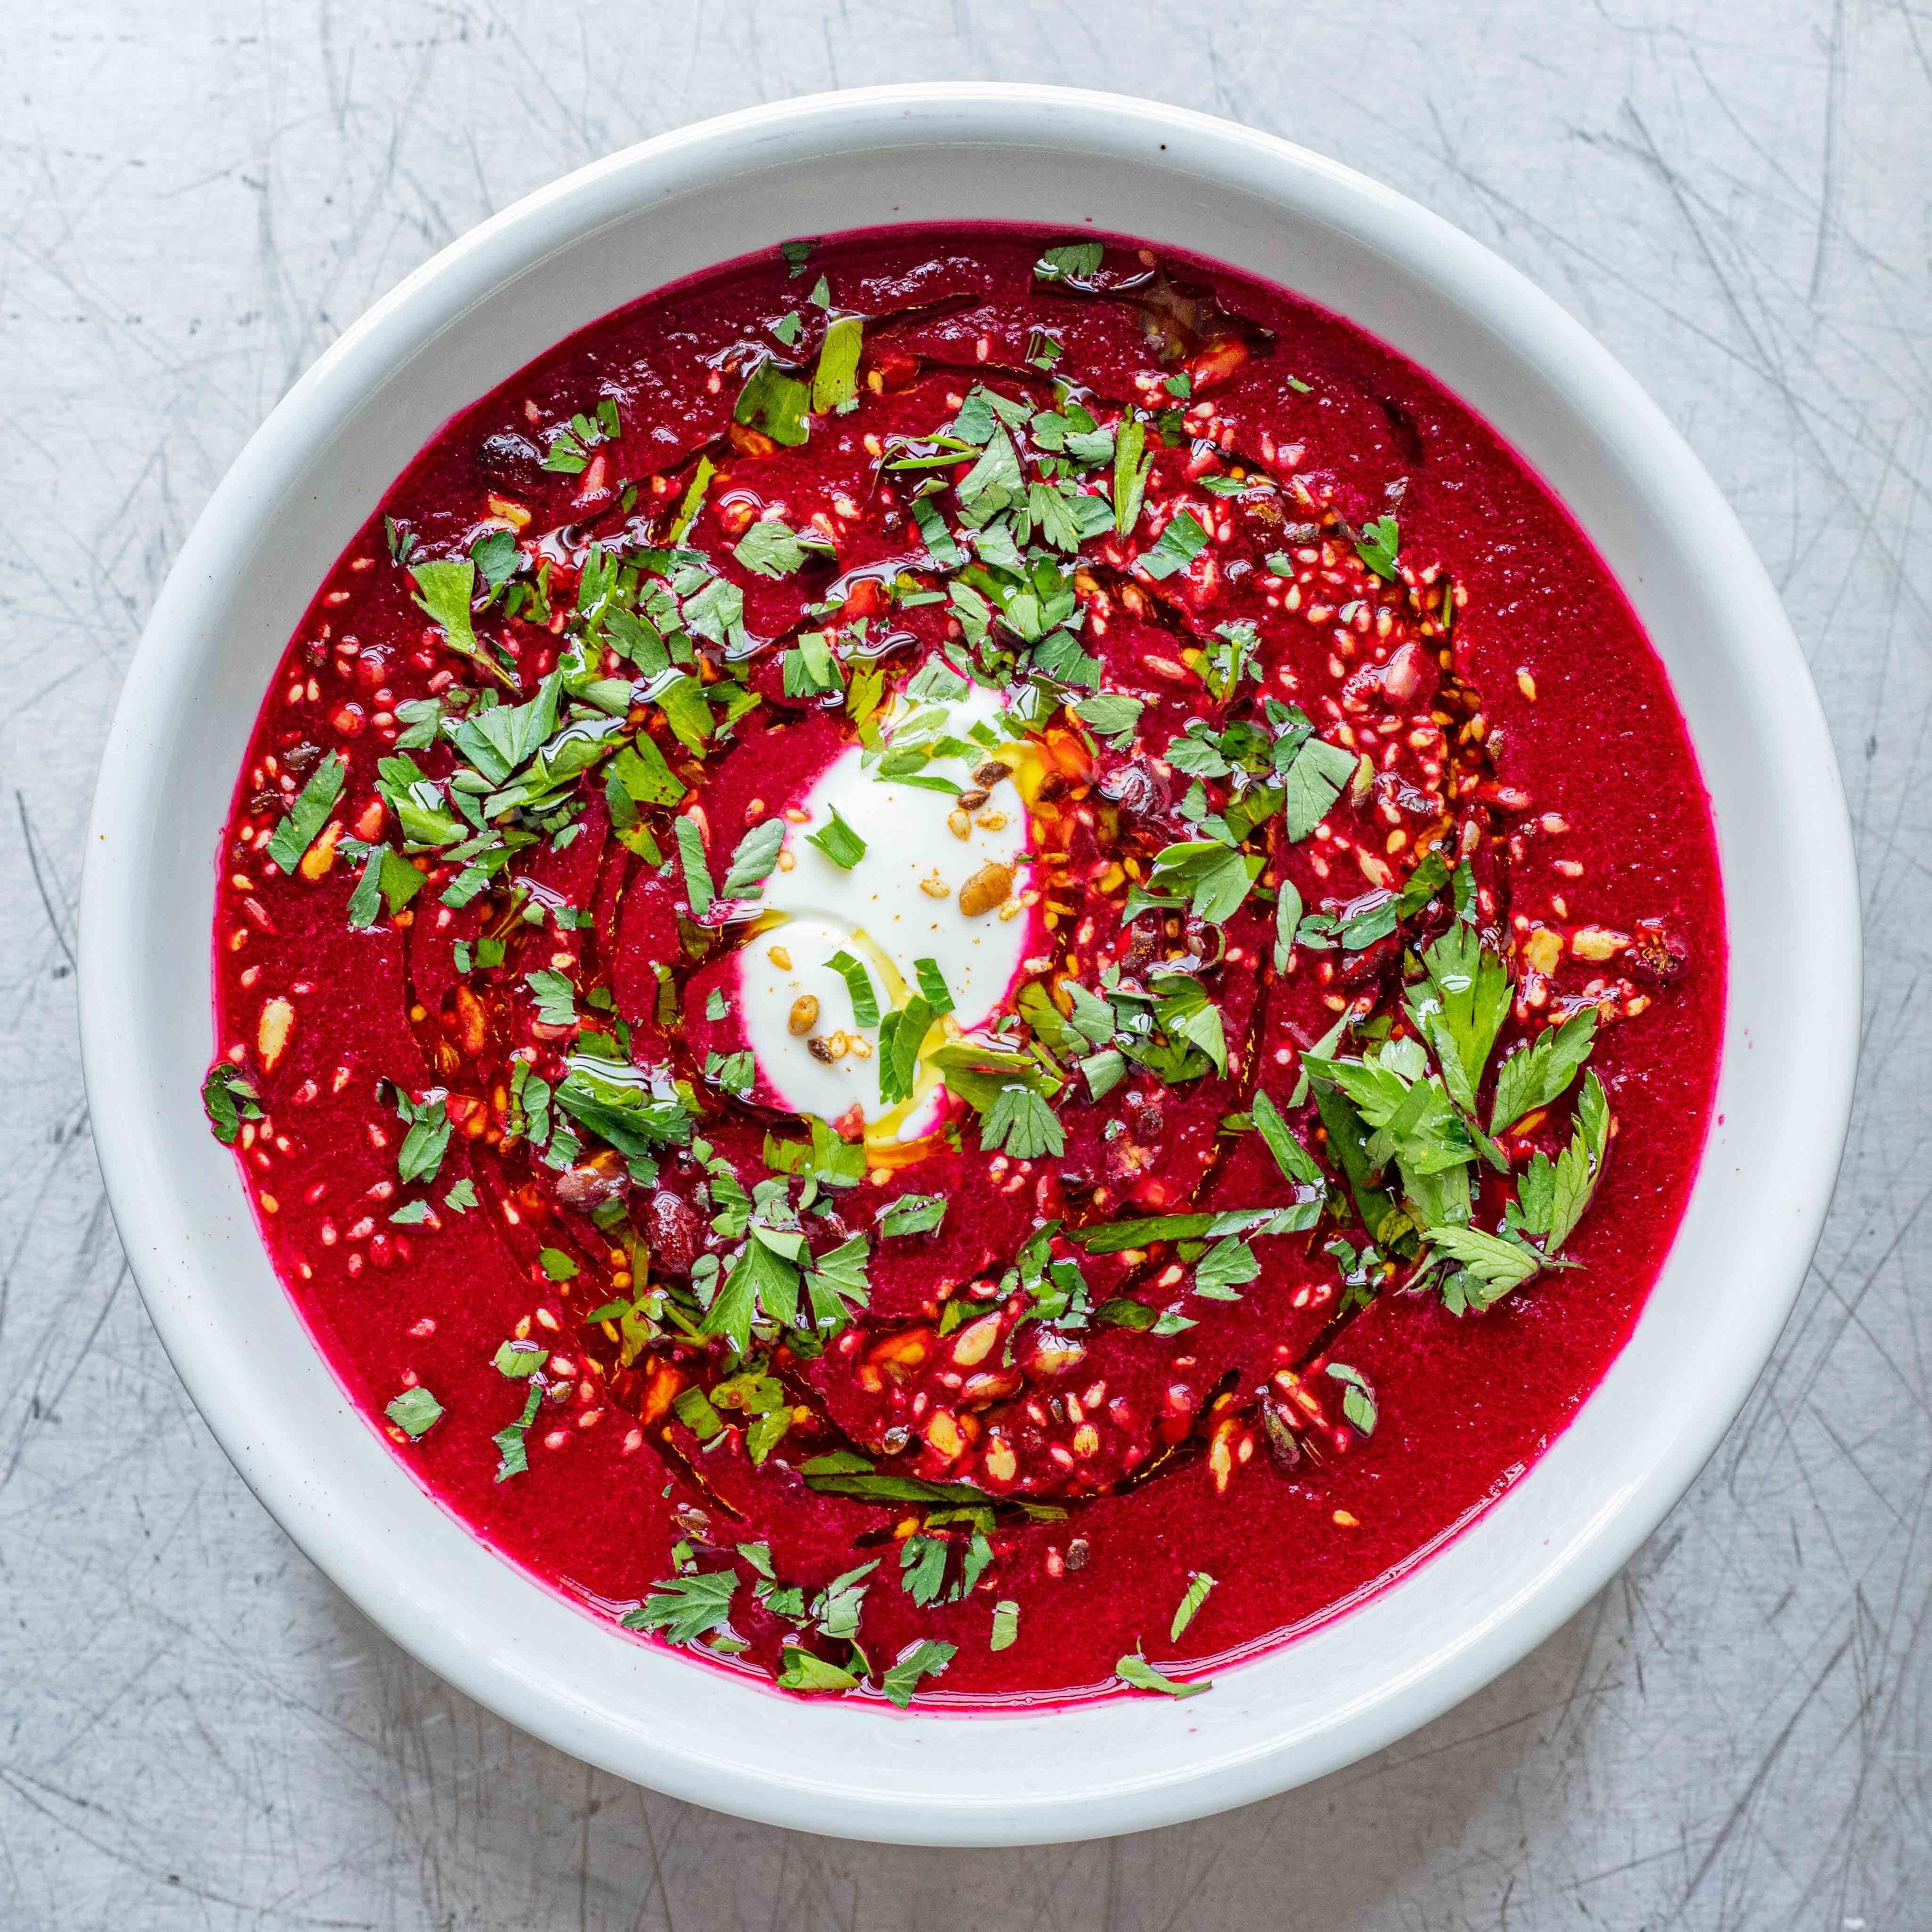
<box><xmin>77</xmin><ymin>80</ymin><xmax>1859</xmax><ymax>1844</ymax></box>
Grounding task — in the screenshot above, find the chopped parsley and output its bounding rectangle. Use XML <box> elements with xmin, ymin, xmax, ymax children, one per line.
<box><xmin>881</xmin><ymin>1639</ymin><xmax>957</xmax><ymax>1707</ymax></box>
<box><xmin>912</xmin><ymin>956</ymin><xmax>955</xmax><ymax>1015</ymax></box>
<box><xmin>1170</xmin><ymin>1573</ymin><xmax>1216</xmax><ymax>1641</ymax></box>
<box><xmin>825</xmin><ymin>949</ymin><xmax>881</xmax><ymax>1029</ymax></box>
<box><xmin>201</xmin><ymin>1064</ymin><xmax>262</xmax><ymax>1145</ymax></box>
<box><xmin>1355</xmin><ymin>514</ymin><xmax>1400</xmax><ymax>581</ymax></box>
<box><xmin>806</xmin><ymin>803</ymin><xmax>866</xmax><ymax>869</ymax></box>
<box><xmin>981</xmin><ymin>1084</ymin><xmax>1064</xmax><ymax>1159</ymax></box>
<box><xmin>622</xmin><ymin>1570</ymin><xmax>738</xmax><ymax>1645</ymax></box>
<box><xmin>1115</xmin><ymin>1652</ymin><xmax>1209</xmax><ymax>1698</ymax></box>
<box><xmin>811</xmin><ymin>315</ymin><xmax>863</xmax><ymax>414</ymax></box>
<box><xmin>266</xmin><ymin>753</ymin><xmax>346</xmax><ymax>875</ymax></box>
<box><xmin>1325</xmin><ymin>1362</ymin><xmax>1378</xmax><ymax>1434</ymax></box>
<box><xmin>878</xmin><ymin>1192</ymin><xmax>947</xmax><ymax>1237</ymax></box>
<box><xmin>1034</xmin><ymin>240</ymin><xmax>1103</xmax><ymax>283</ymax></box>
<box><xmin>734</xmin><ymin>517</ymin><xmax>815</xmax><ymax>578</ymax></box>
<box><xmin>385</xmin><ymin>1386</ymin><xmax>443</xmax><ymax>1439</ymax></box>
<box><xmin>1075</xmin><ymin>691</ymin><xmax>1144</xmax><ymax>748</ymax></box>
<box><xmin>492</xmin><ymin>1384</ymin><xmax>543</xmax><ymax>1480</ymax></box>
<box><xmin>392</xmin><ymin>1089</ymin><xmax>453</xmax><ymax>1186</ymax></box>
<box><xmin>735</xmin><ymin>358</ymin><xmax>811</xmax><ymax>447</ymax></box>
<box><xmin>720</xmin><ymin>819</ymin><xmax>786</xmax><ymax>899</ymax></box>
<box><xmin>1139</xmin><ymin>509</ymin><xmax>1209</xmax><ymax>581</ymax></box>
<box><xmin>672</xmin><ymin>815</ymin><xmax>714</xmax><ymax>917</ymax></box>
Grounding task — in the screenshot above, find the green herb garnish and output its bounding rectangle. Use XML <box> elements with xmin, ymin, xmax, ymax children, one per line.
<box><xmin>385</xmin><ymin>1386</ymin><xmax>443</xmax><ymax>1439</ymax></box>
<box><xmin>805</xmin><ymin>803</ymin><xmax>866</xmax><ymax>869</ymax></box>
<box><xmin>1116</xmin><ymin>1652</ymin><xmax>1209</xmax><ymax>1698</ymax></box>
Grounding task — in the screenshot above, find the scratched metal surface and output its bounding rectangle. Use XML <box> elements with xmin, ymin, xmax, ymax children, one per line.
<box><xmin>2</xmin><ymin>4</ymin><xmax>1924</xmax><ymax>1925</ymax></box>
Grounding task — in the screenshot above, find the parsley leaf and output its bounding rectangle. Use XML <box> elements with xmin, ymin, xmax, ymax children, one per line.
<box><xmin>347</xmin><ymin>843</ymin><xmax>424</xmax><ymax>929</ymax></box>
<box><xmin>1139</xmin><ymin>509</ymin><xmax>1209</xmax><ymax>581</ymax></box>
<box><xmin>913</xmin><ymin>956</ymin><xmax>955</xmax><ymax>1015</ymax></box>
<box><xmin>1170</xmin><ymin>1573</ymin><xmax>1216</xmax><ymax>1641</ymax></box>
<box><xmin>385</xmin><ymin>1386</ymin><xmax>443</xmax><ymax>1438</ymax></box>
<box><xmin>668</xmin><ymin>455</ymin><xmax>715</xmax><ymax>543</ymax></box>
<box><xmin>1514</xmin><ymin>1071</ymin><xmax>1612</xmax><ymax>1255</ymax></box>
<box><xmin>1325</xmin><ymin>1360</ymin><xmax>1378</xmax><ymax>1434</ymax></box>
<box><xmin>734</xmin><ymin>518</ymin><xmax>814</xmax><ymax>578</ymax></box>
<box><xmin>700</xmin><ymin>1237</ymin><xmax>800</xmax><ymax>1355</ymax></box>
<box><xmin>779</xmin><ymin>1647</ymin><xmax>860</xmax><ymax>1693</ymax></box>
<box><xmin>1273</xmin><ymin>878</ymin><xmax>1305</xmax><ymax>968</ymax></box>
<box><xmin>878</xmin><ymin>1192</ymin><xmax>947</xmax><ymax>1237</ymax></box>
<box><xmin>393</xmin><ymin>1090</ymin><xmax>453</xmax><ymax>1185</ymax></box>
<box><xmin>1116</xmin><ymin>1652</ymin><xmax>1209</xmax><ymax>1698</ymax></box>
<box><xmin>811</xmin><ymin>315</ymin><xmax>863</xmax><ymax>414</ymax></box>
<box><xmin>720</xmin><ymin>819</ymin><xmax>786</xmax><ymax>899</ymax></box>
<box><xmin>881</xmin><ymin>1639</ymin><xmax>957</xmax><ymax>1707</ymax></box>
<box><xmin>1193</xmin><ymin>1235</ymin><xmax>1259</xmax><ymax>1299</ymax></box>
<box><xmin>735</xmin><ymin>358</ymin><xmax>811</xmax><ymax>447</ymax></box>
<box><xmin>672</xmin><ymin>1385</ymin><xmax>725</xmax><ymax>1442</ymax></box>
<box><xmin>471</xmin><ymin>526</ymin><xmax>520</xmax><ymax>589</ymax></box>
<box><xmin>1426</xmin><ymin>1222</ymin><xmax>1541</xmax><ymax>1310</ymax></box>
<box><xmin>900</xmin><ymin>1534</ymin><xmax>950</xmax><ymax>1606</ymax></box>
<box><xmin>1355</xmin><ymin>515</ymin><xmax>1400</xmax><ymax>581</ymax></box>
<box><xmin>876</xmin><ymin>995</ymin><xmax>934</xmax><ymax>1108</ymax></box>
<box><xmin>673</xmin><ymin>816</ymin><xmax>714</xmax><ymax>917</ymax></box>
<box><xmin>1082</xmin><ymin>1048</ymin><xmax>1127</xmax><ymax>1098</ymax></box>
<box><xmin>825</xmin><ymin>949</ymin><xmax>882</xmax><ymax>1030</ymax></box>
<box><xmin>955</xmin><ymin>426</ymin><xmax>1023</xmax><ymax>519</ymax></box>
<box><xmin>622</xmin><ymin>1570</ymin><xmax>738</xmax><ymax>1645</ymax></box>
<box><xmin>656</xmin><ymin>673</ymin><xmax>714</xmax><ymax>754</ymax></box>
<box><xmin>764</xmin><ymin>1116</ymin><xmax>867</xmax><ymax>1191</ymax></box>
<box><xmin>1251</xmin><ymin>1089</ymin><xmax>1325</xmax><ymax>1187</ymax></box>
<box><xmin>1146</xmin><ymin>840</ymin><xmax>1256</xmax><ymax>924</ymax></box>
<box><xmin>525</xmin><ymin>969</ymin><xmax>576</xmax><ymax>1028</ymax></box>
<box><xmin>267</xmin><ymin>753</ymin><xmax>346</xmax><ymax>875</ymax></box>
<box><xmin>912</xmin><ymin>495</ymin><xmax>965</xmax><ymax>568</ymax></box>
<box><xmin>705</xmin><ymin>1049</ymin><xmax>755</xmax><ymax>1098</ymax></box>
<box><xmin>1409</xmin><ymin>920</ymin><xmax>1512</xmax><ymax>1115</ymax></box>
<box><xmin>981</xmin><ymin>1084</ymin><xmax>1064</xmax><ymax>1159</ymax></box>
<box><xmin>1034</xmin><ymin>239</ymin><xmax>1103</xmax><ymax>282</ymax></box>
<box><xmin>806</xmin><ymin>803</ymin><xmax>866</xmax><ymax>869</ymax></box>
<box><xmin>1113</xmin><ymin>415</ymin><xmax>1152</xmax><ymax>534</ymax></box>
<box><xmin>1065</xmin><ymin>981</ymin><xmax>1117</xmax><ymax>1045</ymax></box>
<box><xmin>1165</xmin><ymin>722</ymin><xmax>1232</xmax><ymax>778</ymax></box>
<box><xmin>201</xmin><ymin>1064</ymin><xmax>262</xmax><ymax>1144</ymax></box>
<box><xmin>610</xmin><ymin>735</ymin><xmax>686</xmax><ymax>808</ymax></box>
<box><xmin>1076</xmin><ymin>691</ymin><xmax>1145</xmax><ymax>748</ymax></box>
<box><xmin>492</xmin><ymin>1383</ymin><xmax>543</xmax><ymax>1481</ymax></box>
<box><xmin>1279</xmin><ymin>733</ymin><xmax>1361</xmax><ymax>841</ymax></box>
<box><xmin>782</xmin><ymin>630</ymin><xmax>844</xmax><ymax>698</ymax></box>
<box><xmin>1490</xmin><ymin>1009</ymin><xmax>1597</xmax><ymax>1135</ymax></box>
<box><xmin>409</xmin><ymin>559</ymin><xmax>478</xmax><ymax>653</ymax></box>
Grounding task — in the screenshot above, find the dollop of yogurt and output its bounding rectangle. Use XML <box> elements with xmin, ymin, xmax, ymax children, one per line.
<box><xmin>737</xmin><ymin>669</ymin><xmax>1035</xmax><ymax>1137</ymax></box>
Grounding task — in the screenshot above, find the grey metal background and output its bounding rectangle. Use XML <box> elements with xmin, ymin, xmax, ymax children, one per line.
<box><xmin>3</xmin><ymin>5</ymin><xmax>1924</xmax><ymax>1925</ymax></box>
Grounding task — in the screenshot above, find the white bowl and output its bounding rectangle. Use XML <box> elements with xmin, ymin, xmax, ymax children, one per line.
<box><xmin>78</xmin><ymin>84</ymin><xmax>1858</xmax><ymax>1844</ymax></box>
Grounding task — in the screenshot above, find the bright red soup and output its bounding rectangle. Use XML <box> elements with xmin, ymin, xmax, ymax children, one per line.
<box><xmin>207</xmin><ymin>228</ymin><xmax>1723</xmax><ymax>1708</ymax></box>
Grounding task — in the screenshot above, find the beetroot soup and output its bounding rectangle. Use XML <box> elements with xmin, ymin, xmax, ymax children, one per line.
<box><xmin>206</xmin><ymin>229</ymin><xmax>1723</xmax><ymax>1707</ymax></box>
